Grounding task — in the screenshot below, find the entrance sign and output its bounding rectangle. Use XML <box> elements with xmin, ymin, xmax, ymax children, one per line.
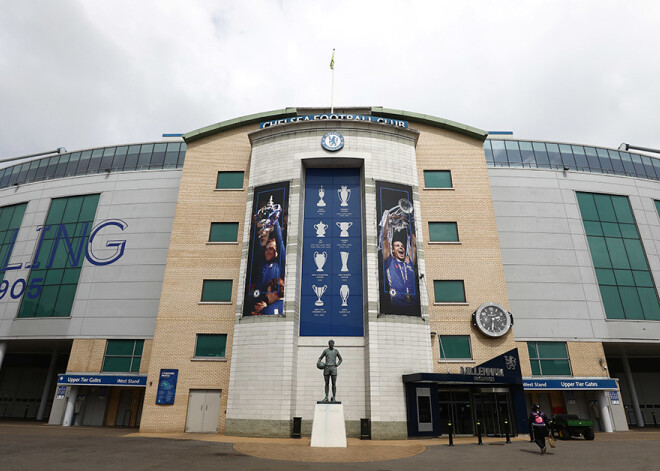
<box><xmin>522</xmin><ymin>378</ymin><xmax>618</xmax><ymax>390</ymax></box>
<box><xmin>57</xmin><ymin>374</ymin><xmax>146</xmax><ymax>387</ymax></box>
<box><xmin>300</xmin><ymin>168</ymin><xmax>363</xmax><ymax>336</ymax></box>
<box><xmin>156</xmin><ymin>369</ymin><xmax>179</xmax><ymax>405</ymax></box>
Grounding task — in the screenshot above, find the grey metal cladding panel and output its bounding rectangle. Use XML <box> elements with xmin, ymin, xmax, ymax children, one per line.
<box><xmin>7</xmin><ymin>317</ymin><xmax>85</xmax><ymax>338</ymax></box>
<box><xmin>513</xmin><ymin>318</ymin><xmax>595</xmax><ymax>340</ymax></box>
<box><xmin>592</xmin><ymin>320</ymin><xmax>660</xmax><ymax>342</ymax></box>
<box><xmin>78</xmin><ymin>264</ymin><xmax>166</xmax><ymax>283</ymax></box>
<box><xmin>492</xmin><ymin>201</ymin><xmax>567</xmax><ymax>219</ymax></box>
<box><xmin>497</xmin><ymin>231</ymin><xmax>574</xmax><ymax>250</ymax></box>
<box><xmin>105</xmin><ymin>218</ymin><xmax>175</xmax><ymax>235</ymax></box>
<box><xmin>75</xmin><ymin>299</ymin><xmax>160</xmax><ymax>319</ymax></box>
<box><xmin>503</xmin><ymin>265</ymin><xmax>582</xmax><ymax>284</ymax></box>
<box><xmin>87</xmin><ymin>281</ymin><xmax>164</xmax><ymax>300</ymax></box>
<box><xmin>506</xmin><ymin>281</ymin><xmax>586</xmax><ymax>302</ymax></box>
<box><xmin>500</xmin><ymin>248</ymin><xmax>579</xmax><ymax>266</ymax></box>
<box><xmin>102</xmin><ymin>202</ymin><xmax>177</xmax><ymax>219</ymax></box>
<box><xmin>495</xmin><ymin>216</ymin><xmax>570</xmax><ymax>234</ymax></box>
<box><xmin>108</xmin><ymin>188</ymin><xmax>180</xmax><ymax>205</ymax></box>
<box><xmin>490</xmin><ymin>186</ymin><xmax>564</xmax><ymax>204</ymax></box>
<box><xmin>112</xmin><ymin>172</ymin><xmax>181</xmax><ymax>191</ymax></box>
<box><xmin>101</xmin><ymin>231</ymin><xmax>172</xmax><ymax>250</ymax></box>
<box><xmin>79</xmin><ymin>316</ymin><xmax>156</xmax><ymax>338</ymax></box>
<box><xmin>509</xmin><ymin>299</ymin><xmax>591</xmax><ymax>319</ymax></box>
<box><xmin>488</xmin><ymin>173</ymin><xmax>560</xmax><ymax>190</ymax></box>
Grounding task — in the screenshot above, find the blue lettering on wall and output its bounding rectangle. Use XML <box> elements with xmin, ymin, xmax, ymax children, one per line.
<box><xmin>85</xmin><ymin>219</ymin><xmax>128</xmax><ymax>266</ymax></box>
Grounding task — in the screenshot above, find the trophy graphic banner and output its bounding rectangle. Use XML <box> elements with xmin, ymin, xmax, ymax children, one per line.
<box><xmin>243</xmin><ymin>182</ymin><xmax>289</xmax><ymax>316</ymax></box>
<box><xmin>376</xmin><ymin>181</ymin><xmax>421</xmax><ymax>317</ymax></box>
<box><xmin>301</xmin><ymin>168</ymin><xmax>363</xmax><ymax>336</ymax></box>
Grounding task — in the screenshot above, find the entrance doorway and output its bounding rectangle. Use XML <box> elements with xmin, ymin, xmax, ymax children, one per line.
<box><xmin>438</xmin><ymin>391</ymin><xmax>474</xmax><ymax>435</ymax></box>
<box><xmin>473</xmin><ymin>390</ymin><xmax>514</xmax><ymax>436</ymax></box>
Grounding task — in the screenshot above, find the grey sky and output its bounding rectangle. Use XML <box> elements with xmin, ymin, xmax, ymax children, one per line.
<box><xmin>1</xmin><ymin>0</ymin><xmax>659</xmax><ymax>158</ymax></box>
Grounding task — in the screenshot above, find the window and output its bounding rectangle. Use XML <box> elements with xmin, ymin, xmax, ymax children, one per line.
<box><xmin>201</xmin><ymin>279</ymin><xmax>232</xmax><ymax>302</ymax></box>
<box><xmin>102</xmin><ymin>340</ymin><xmax>144</xmax><ymax>372</ymax></box>
<box><xmin>528</xmin><ymin>342</ymin><xmax>571</xmax><ymax>376</ymax></box>
<box><xmin>433</xmin><ymin>280</ymin><xmax>465</xmax><ymax>303</ymax></box>
<box><xmin>18</xmin><ymin>194</ymin><xmax>100</xmax><ymax>318</ymax></box>
<box><xmin>209</xmin><ymin>222</ymin><xmax>239</xmax><ymax>242</ymax></box>
<box><xmin>423</xmin><ymin>170</ymin><xmax>452</xmax><ymax>188</ymax></box>
<box><xmin>577</xmin><ymin>192</ymin><xmax>660</xmax><ymax>320</ymax></box>
<box><xmin>439</xmin><ymin>335</ymin><xmax>471</xmax><ymax>359</ymax></box>
<box><xmin>195</xmin><ymin>334</ymin><xmax>227</xmax><ymax>358</ymax></box>
<box><xmin>0</xmin><ymin>203</ymin><xmax>28</xmax><ymax>281</ymax></box>
<box><xmin>428</xmin><ymin>222</ymin><xmax>458</xmax><ymax>242</ymax></box>
<box><xmin>216</xmin><ymin>171</ymin><xmax>244</xmax><ymax>189</ymax></box>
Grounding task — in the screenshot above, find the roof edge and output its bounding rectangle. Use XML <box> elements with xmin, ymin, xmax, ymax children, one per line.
<box><xmin>371</xmin><ymin>107</ymin><xmax>488</xmax><ymax>141</ymax></box>
<box><xmin>183</xmin><ymin>108</ymin><xmax>299</xmax><ymax>142</ymax></box>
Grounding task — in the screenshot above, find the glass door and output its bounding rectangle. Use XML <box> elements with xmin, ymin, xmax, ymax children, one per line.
<box><xmin>474</xmin><ymin>390</ymin><xmax>513</xmax><ymax>437</ymax></box>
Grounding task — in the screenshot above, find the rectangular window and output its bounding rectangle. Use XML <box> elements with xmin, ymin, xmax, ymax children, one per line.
<box><xmin>102</xmin><ymin>339</ymin><xmax>144</xmax><ymax>373</ymax></box>
<box><xmin>209</xmin><ymin>222</ymin><xmax>239</xmax><ymax>242</ymax></box>
<box><xmin>423</xmin><ymin>170</ymin><xmax>452</xmax><ymax>188</ymax></box>
<box><xmin>195</xmin><ymin>334</ymin><xmax>227</xmax><ymax>358</ymax></box>
<box><xmin>577</xmin><ymin>192</ymin><xmax>660</xmax><ymax>320</ymax></box>
<box><xmin>439</xmin><ymin>335</ymin><xmax>472</xmax><ymax>359</ymax></box>
<box><xmin>0</xmin><ymin>203</ymin><xmax>28</xmax><ymax>281</ymax></box>
<box><xmin>201</xmin><ymin>279</ymin><xmax>232</xmax><ymax>302</ymax></box>
<box><xmin>433</xmin><ymin>280</ymin><xmax>465</xmax><ymax>303</ymax></box>
<box><xmin>527</xmin><ymin>341</ymin><xmax>572</xmax><ymax>376</ymax></box>
<box><xmin>428</xmin><ymin>222</ymin><xmax>459</xmax><ymax>242</ymax></box>
<box><xmin>17</xmin><ymin>194</ymin><xmax>100</xmax><ymax>318</ymax></box>
<box><xmin>216</xmin><ymin>171</ymin><xmax>244</xmax><ymax>189</ymax></box>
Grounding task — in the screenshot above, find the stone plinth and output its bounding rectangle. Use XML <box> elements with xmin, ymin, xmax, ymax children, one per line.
<box><xmin>310</xmin><ymin>402</ymin><xmax>347</xmax><ymax>447</ymax></box>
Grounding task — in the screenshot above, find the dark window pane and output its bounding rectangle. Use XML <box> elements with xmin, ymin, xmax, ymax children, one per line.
<box><xmin>559</xmin><ymin>144</ymin><xmax>576</xmax><ymax>169</ymax></box>
<box><xmin>76</xmin><ymin>151</ymin><xmax>92</xmax><ymax>175</ymax></box>
<box><xmin>620</xmin><ymin>286</ymin><xmax>643</xmax><ymax>319</ymax></box>
<box><xmin>546</xmin><ymin>143</ymin><xmax>562</xmax><ymax>167</ymax></box>
<box><xmin>65</xmin><ymin>153</ymin><xmax>81</xmax><ymax>176</ymax></box>
<box><xmin>490</xmin><ymin>140</ymin><xmax>507</xmax><ymax>165</ymax></box>
<box><xmin>576</xmin><ymin>193</ymin><xmax>598</xmax><ymax>221</ymax></box>
<box><xmin>584</xmin><ymin>147</ymin><xmax>601</xmax><ymax>169</ymax></box>
<box><xmin>103</xmin><ymin>357</ymin><xmax>132</xmax><ymax>372</ymax></box>
<box><xmin>536</xmin><ymin>342</ymin><xmax>568</xmax><ymax>358</ymax></box>
<box><xmin>428</xmin><ymin>222</ymin><xmax>458</xmax><ymax>242</ymax></box>
<box><xmin>594</xmin><ymin>194</ymin><xmax>617</xmax><ymax>222</ymax></box>
<box><xmin>505</xmin><ymin>141</ymin><xmax>522</xmax><ymax>166</ymax></box>
<box><xmin>600</xmin><ymin>285</ymin><xmax>624</xmax><ymax>319</ymax></box>
<box><xmin>137</xmin><ymin>144</ymin><xmax>154</xmax><ymax>169</ymax></box>
<box><xmin>433</xmin><ymin>280</ymin><xmax>465</xmax><ymax>302</ymax></box>
<box><xmin>611</xmin><ymin>196</ymin><xmax>634</xmax><ymax>224</ymax></box>
<box><xmin>641</xmin><ymin>155</ymin><xmax>657</xmax><ymax>179</ymax></box>
<box><xmin>195</xmin><ymin>334</ymin><xmax>227</xmax><ymax>357</ymax></box>
<box><xmin>216</xmin><ymin>171</ymin><xmax>245</xmax><ymax>189</ymax></box>
<box><xmin>124</xmin><ymin>145</ymin><xmax>140</xmax><ymax>170</ymax></box>
<box><xmin>150</xmin><ymin>143</ymin><xmax>166</xmax><ymax>168</ymax></box>
<box><xmin>100</xmin><ymin>147</ymin><xmax>115</xmax><ymax>171</ymax></box>
<box><xmin>540</xmin><ymin>359</ymin><xmax>571</xmax><ymax>375</ymax></box>
<box><xmin>178</xmin><ymin>143</ymin><xmax>187</xmax><ymax>167</ymax></box>
<box><xmin>423</xmin><ymin>170</ymin><xmax>452</xmax><ymax>188</ymax></box>
<box><xmin>106</xmin><ymin>339</ymin><xmax>136</xmax><ymax>355</ymax></box>
<box><xmin>87</xmin><ymin>149</ymin><xmax>103</xmax><ymax>174</ymax></box>
<box><xmin>164</xmin><ymin>143</ymin><xmax>180</xmax><ymax>168</ymax></box>
<box><xmin>54</xmin><ymin>155</ymin><xmax>69</xmax><ymax>178</ymax></box>
<box><xmin>628</xmin><ymin>153</ymin><xmax>646</xmax><ymax>177</ymax></box>
<box><xmin>519</xmin><ymin>142</ymin><xmax>536</xmax><ymax>166</ymax></box>
<box><xmin>483</xmin><ymin>140</ymin><xmax>494</xmax><ymax>164</ymax></box>
<box><xmin>532</xmin><ymin>142</ymin><xmax>550</xmax><ymax>167</ymax></box>
<box><xmin>638</xmin><ymin>288</ymin><xmax>660</xmax><ymax>320</ymax></box>
<box><xmin>112</xmin><ymin>146</ymin><xmax>128</xmax><ymax>171</ymax></box>
<box><xmin>201</xmin><ymin>279</ymin><xmax>232</xmax><ymax>302</ymax></box>
<box><xmin>26</xmin><ymin>160</ymin><xmax>39</xmax><ymax>182</ymax></box>
<box><xmin>571</xmin><ymin>145</ymin><xmax>589</xmax><ymax>169</ymax></box>
<box><xmin>439</xmin><ymin>336</ymin><xmax>471</xmax><ymax>359</ymax></box>
<box><xmin>209</xmin><ymin>223</ymin><xmax>239</xmax><ymax>242</ymax></box>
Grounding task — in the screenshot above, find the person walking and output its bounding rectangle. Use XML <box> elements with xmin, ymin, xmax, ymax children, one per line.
<box><xmin>529</xmin><ymin>403</ymin><xmax>549</xmax><ymax>455</ymax></box>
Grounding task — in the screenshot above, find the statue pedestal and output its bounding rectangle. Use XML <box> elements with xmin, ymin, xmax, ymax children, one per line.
<box><xmin>310</xmin><ymin>402</ymin><xmax>347</xmax><ymax>447</ymax></box>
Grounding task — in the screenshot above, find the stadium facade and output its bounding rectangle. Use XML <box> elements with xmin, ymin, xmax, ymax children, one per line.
<box><xmin>0</xmin><ymin>107</ymin><xmax>658</xmax><ymax>438</ymax></box>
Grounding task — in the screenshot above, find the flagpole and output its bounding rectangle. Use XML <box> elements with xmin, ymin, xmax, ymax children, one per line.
<box><xmin>330</xmin><ymin>49</ymin><xmax>335</xmax><ymax>114</ymax></box>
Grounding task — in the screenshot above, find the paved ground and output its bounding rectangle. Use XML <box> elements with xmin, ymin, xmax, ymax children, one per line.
<box><xmin>1</xmin><ymin>421</ymin><xmax>660</xmax><ymax>470</ymax></box>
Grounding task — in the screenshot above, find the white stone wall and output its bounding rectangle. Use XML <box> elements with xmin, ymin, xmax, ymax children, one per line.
<box><xmin>226</xmin><ymin>121</ymin><xmax>433</xmax><ymax>429</ymax></box>
<box><xmin>489</xmin><ymin>167</ymin><xmax>660</xmax><ymax>343</ymax></box>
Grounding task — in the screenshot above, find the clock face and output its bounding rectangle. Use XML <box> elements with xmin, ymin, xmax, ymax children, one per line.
<box><xmin>474</xmin><ymin>302</ymin><xmax>511</xmax><ymax>337</ymax></box>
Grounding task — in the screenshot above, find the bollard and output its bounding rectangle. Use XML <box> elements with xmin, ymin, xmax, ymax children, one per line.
<box><xmin>476</xmin><ymin>420</ymin><xmax>483</xmax><ymax>445</ymax></box>
<box><xmin>653</xmin><ymin>412</ymin><xmax>657</xmax><ymax>428</ymax></box>
<box><xmin>448</xmin><ymin>421</ymin><xmax>454</xmax><ymax>446</ymax></box>
<box><xmin>504</xmin><ymin>419</ymin><xmax>511</xmax><ymax>444</ymax></box>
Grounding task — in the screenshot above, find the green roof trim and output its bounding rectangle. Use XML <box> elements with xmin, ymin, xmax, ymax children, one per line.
<box><xmin>183</xmin><ymin>108</ymin><xmax>298</xmax><ymax>142</ymax></box>
<box><xmin>183</xmin><ymin>106</ymin><xmax>487</xmax><ymax>142</ymax></box>
<box><xmin>370</xmin><ymin>107</ymin><xmax>488</xmax><ymax>141</ymax></box>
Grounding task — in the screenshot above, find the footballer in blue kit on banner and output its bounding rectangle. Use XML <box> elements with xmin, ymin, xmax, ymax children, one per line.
<box><xmin>243</xmin><ymin>182</ymin><xmax>289</xmax><ymax>316</ymax></box>
<box><xmin>376</xmin><ymin>181</ymin><xmax>421</xmax><ymax>316</ymax></box>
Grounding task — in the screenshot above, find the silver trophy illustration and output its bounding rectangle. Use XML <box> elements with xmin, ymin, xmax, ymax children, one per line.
<box><xmin>340</xmin><ymin>251</ymin><xmax>349</xmax><ymax>272</ymax></box>
<box><xmin>339</xmin><ymin>284</ymin><xmax>349</xmax><ymax>307</ymax></box>
<box><xmin>314</xmin><ymin>251</ymin><xmax>327</xmax><ymax>272</ymax></box>
<box><xmin>314</xmin><ymin>221</ymin><xmax>329</xmax><ymax>237</ymax></box>
<box><xmin>317</xmin><ymin>185</ymin><xmax>326</xmax><ymax>207</ymax></box>
<box><xmin>336</xmin><ymin>221</ymin><xmax>352</xmax><ymax>237</ymax></box>
<box><xmin>313</xmin><ymin>284</ymin><xmax>327</xmax><ymax>306</ymax></box>
<box><xmin>338</xmin><ymin>185</ymin><xmax>351</xmax><ymax>207</ymax></box>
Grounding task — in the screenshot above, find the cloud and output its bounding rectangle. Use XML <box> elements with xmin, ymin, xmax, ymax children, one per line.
<box><xmin>1</xmin><ymin>0</ymin><xmax>660</xmax><ymax>158</ymax></box>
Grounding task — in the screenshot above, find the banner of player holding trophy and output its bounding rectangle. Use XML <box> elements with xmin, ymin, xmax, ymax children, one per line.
<box><xmin>376</xmin><ymin>181</ymin><xmax>421</xmax><ymax>317</ymax></box>
<box><xmin>243</xmin><ymin>182</ymin><xmax>289</xmax><ymax>316</ymax></box>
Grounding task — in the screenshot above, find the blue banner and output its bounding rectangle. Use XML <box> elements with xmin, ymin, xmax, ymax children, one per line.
<box><xmin>523</xmin><ymin>378</ymin><xmax>618</xmax><ymax>390</ymax></box>
<box><xmin>57</xmin><ymin>374</ymin><xmax>147</xmax><ymax>387</ymax></box>
<box><xmin>300</xmin><ymin>168</ymin><xmax>363</xmax><ymax>336</ymax></box>
<box><xmin>156</xmin><ymin>369</ymin><xmax>179</xmax><ymax>405</ymax></box>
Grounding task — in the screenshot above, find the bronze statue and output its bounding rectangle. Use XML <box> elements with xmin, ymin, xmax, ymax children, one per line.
<box><xmin>317</xmin><ymin>340</ymin><xmax>342</xmax><ymax>402</ymax></box>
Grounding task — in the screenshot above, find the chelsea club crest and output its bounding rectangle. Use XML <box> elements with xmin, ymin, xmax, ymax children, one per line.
<box><xmin>321</xmin><ymin>132</ymin><xmax>344</xmax><ymax>152</ymax></box>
